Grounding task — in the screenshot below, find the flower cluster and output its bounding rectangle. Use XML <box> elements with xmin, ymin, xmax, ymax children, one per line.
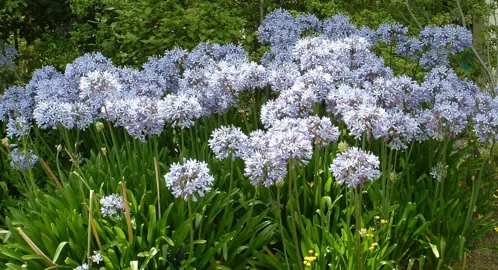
<box><xmin>376</xmin><ymin>22</ymin><xmax>408</xmax><ymax>46</ymax></box>
<box><xmin>91</xmin><ymin>251</ymin><xmax>103</xmax><ymax>264</ymax></box>
<box><xmin>10</xmin><ymin>148</ymin><xmax>39</xmax><ymax>171</ymax></box>
<box><xmin>164</xmin><ymin>159</ymin><xmax>214</xmax><ymax>201</ymax></box>
<box><xmin>419</xmin><ymin>26</ymin><xmax>472</xmax><ymax>69</ymax></box>
<box><xmin>74</xmin><ymin>263</ymin><xmax>88</xmax><ymax>270</ymax></box>
<box><xmin>430</xmin><ymin>162</ymin><xmax>448</xmax><ymax>181</ymax></box>
<box><xmin>209</xmin><ymin>125</ymin><xmax>248</xmax><ymax>160</ymax></box>
<box><xmin>0</xmin><ymin>42</ymin><xmax>17</xmax><ymax>69</ymax></box>
<box><xmin>330</xmin><ymin>147</ymin><xmax>381</xmax><ymax>188</ymax></box>
<box><xmin>100</xmin><ymin>194</ymin><xmax>126</xmax><ymax>218</ymax></box>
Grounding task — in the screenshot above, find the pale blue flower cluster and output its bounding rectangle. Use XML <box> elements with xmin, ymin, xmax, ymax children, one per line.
<box><xmin>322</xmin><ymin>14</ymin><xmax>358</xmax><ymax>40</ymax></box>
<box><xmin>74</xmin><ymin>263</ymin><xmax>88</xmax><ymax>270</ymax></box>
<box><xmin>305</xmin><ymin>116</ymin><xmax>340</xmax><ymax>147</ymax></box>
<box><xmin>100</xmin><ymin>194</ymin><xmax>125</xmax><ymax>218</ymax></box>
<box><xmin>472</xmin><ymin>92</ymin><xmax>498</xmax><ymax>143</ymax></box>
<box><xmin>376</xmin><ymin>22</ymin><xmax>408</xmax><ymax>46</ymax></box>
<box><xmin>0</xmin><ymin>42</ymin><xmax>17</xmax><ymax>69</ymax></box>
<box><xmin>241</xmin><ymin>130</ymin><xmax>287</xmax><ymax>187</ymax></box>
<box><xmin>164</xmin><ymin>159</ymin><xmax>214</xmax><ymax>201</ymax></box>
<box><xmin>419</xmin><ymin>25</ymin><xmax>472</xmax><ymax>69</ymax></box>
<box><xmin>209</xmin><ymin>125</ymin><xmax>248</xmax><ymax>160</ymax></box>
<box><xmin>91</xmin><ymin>251</ymin><xmax>103</xmax><ymax>264</ymax></box>
<box><xmin>7</xmin><ymin>116</ymin><xmax>31</xmax><ymax>138</ymax></box>
<box><xmin>330</xmin><ymin>147</ymin><xmax>381</xmax><ymax>188</ymax></box>
<box><xmin>10</xmin><ymin>148</ymin><xmax>39</xmax><ymax>171</ymax></box>
<box><xmin>430</xmin><ymin>162</ymin><xmax>448</xmax><ymax>181</ymax></box>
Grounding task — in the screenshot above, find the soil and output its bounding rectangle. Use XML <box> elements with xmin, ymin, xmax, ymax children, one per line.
<box><xmin>463</xmin><ymin>231</ymin><xmax>498</xmax><ymax>270</ymax></box>
<box><xmin>452</xmin><ymin>210</ymin><xmax>498</xmax><ymax>270</ymax></box>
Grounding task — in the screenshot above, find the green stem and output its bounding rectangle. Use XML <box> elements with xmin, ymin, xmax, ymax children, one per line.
<box><xmin>180</xmin><ymin>128</ymin><xmax>185</xmax><ymax>157</ymax></box>
<box><xmin>355</xmin><ymin>187</ymin><xmax>363</xmax><ymax>270</ymax></box>
<box><xmin>288</xmin><ymin>161</ymin><xmax>303</xmax><ymax>270</ymax></box>
<box><xmin>229</xmin><ymin>157</ymin><xmax>234</xmax><ymax>194</ymax></box>
<box><xmin>276</xmin><ymin>187</ymin><xmax>290</xmax><ymax>270</ymax></box>
<box><xmin>188</xmin><ymin>197</ymin><xmax>195</xmax><ymax>260</ymax></box>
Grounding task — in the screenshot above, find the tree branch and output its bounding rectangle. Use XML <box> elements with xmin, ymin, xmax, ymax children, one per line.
<box><xmin>405</xmin><ymin>0</ymin><xmax>423</xmax><ymax>30</ymax></box>
<box><xmin>455</xmin><ymin>0</ymin><xmax>494</xmax><ymax>89</ymax></box>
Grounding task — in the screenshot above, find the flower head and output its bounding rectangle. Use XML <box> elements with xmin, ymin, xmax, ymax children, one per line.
<box><xmin>100</xmin><ymin>194</ymin><xmax>125</xmax><ymax>218</ymax></box>
<box><xmin>0</xmin><ymin>42</ymin><xmax>17</xmax><ymax>69</ymax></box>
<box><xmin>430</xmin><ymin>162</ymin><xmax>448</xmax><ymax>181</ymax></box>
<box><xmin>10</xmin><ymin>148</ymin><xmax>39</xmax><ymax>171</ymax></box>
<box><xmin>306</xmin><ymin>116</ymin><xmax>340</xmax><ymax>147</ymax></box>
<box><xmin>90</xmin><ymin>251</ymin><xmax>103</xmax><ymax>264</ymax></box>
<box><xmin>74</xmin><ymin>263</ymin><xmax>88</xmax><ymax>270</ymax></box>
<box><xmin>330</xmin><ymin>147</ymin><xmax>380</xmax><ymax>187</ymax></box>
<box><xmin>209</xmin><ymin>125</ymin><xmax>248</xmax><ymax>160</ymax></box>
<box><xmin>159</xmin><ymin>93</ymin><xmax>203</xmax><ymax>128</ymax></box>
<box><xmin>165</xmin><ymin>159</ymin><xmax>214</xmax><ymax>201</ymax></box>
<box><xmin>79</xmin><ymin>70</ymin><xmax>122</xmax><ymax>108</ymax></box>
<box><xmin>322</xmin><ymin>14</ymin><xmax>358</xmax><ymax>40</ymax></box>
<box><xmin>7</xmin><ymin>116</ymin><xmax>31</xmax><ymax>138</ymax></box>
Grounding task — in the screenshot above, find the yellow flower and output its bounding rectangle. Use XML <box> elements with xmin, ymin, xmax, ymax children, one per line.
<box><xmin>494</xmin><ymin>226</ymin><xmax>498</xmax><ymax>232</ymax></box>
<box><xmin>308</xmin><ymin>250</ymin><xmax>314</xmax><ymax>254</ymax></box>
<box><xmin>315</xmin><ymin>252</ymin><xmax>319</xmax><ymax>257</ymax></box>
<box><xmin>359</xmin><ymin>228</ymin><xmax>367</xmax><ymax>237</ymax></box>
<box><xmin>369</xmin><ymin>242</ymin><xmax>379</xmax><ymax>251</ymax></box>
<box><xmin>304</xmin><ymin>256</ymin><xmax>316</xmax><ymax>262</ymax></box>
<box><xmin>381</xmin><ymin>219</ymin><xmax>388</xmax><ymax>224</ymax></box>
<box><xmin>374</xmin><ymin>216</ymin><xmax>380</xmax><ymax>220</ymax></box>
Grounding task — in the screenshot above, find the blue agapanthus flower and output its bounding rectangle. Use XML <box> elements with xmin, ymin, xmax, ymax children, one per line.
<box><xmin>0</xmin><ymin>86</ymin><xmax>35</xmax><ymax>122</ymax></box>
<box><xmin>140</xmin><ymin>48</ymin><xmax>188</xmax><ymax>97</ymax></box>
<box><xmin>164</xmin><ymin>158</ymin><xmax>214</xmax><ymax>201</ymax></box>
<box><xmin>267</xmin><ymin>117</ymin><xmax>314</xmax><ymax>166</ymax></box>
<box><xmin>7</xmin><ymin>116</ymin><xmax>31</xmax><ymax>138</ymax></box>
<box><xmin>242</xmin><ymin>130</ymin><xmax>288</xmax><ymax>187</ymax></box>
<box><xmin>105</xmin><ymin>97</ymin><xmax>165</xmax><ymax>141</ymax></box>
<box><xmin>209</xmin><ymin>125</ymin><xmax>248</xmax><ymax>160</ymax></box>
<box><xmin>10</xmin><ymin>148</ymin><xmax>39</xmax><ymax>171</ymax></box>
<box><xmin>159</xmin><ymin>93</ymin><xmax>203</xmax><ymax>128</ymax></box>
<box><xmin>376</xmin><ymin>22</ymin><xmax>408</xmax><ymax>46</ymax></box>
<box><xmin>64</xmin><ymin>52</ymin><xmax>114</xmax><ymax>82</ymax></box>
<box><xmin>0</xmin><ymin>42</ymin><xmax>18</xmax><ymax>69</ymax></box>
<box><xmin>322</xmin><ymin>14</ymin><xmax>358</xmax><ymax>40</ymax></box>
<box><xmin>306</xmin><ymin>116</ymin><xmax>340</xmax><ymax>147</ymax></box>
<box><xmin>100</xmin><ymin>194</ymin><xmax>125</xmax><ymax>218</ymax></box>
<box><xmin>330</xmin><ymin>147</ymin><xmax>381</xmax><ymax>188</ymax></box>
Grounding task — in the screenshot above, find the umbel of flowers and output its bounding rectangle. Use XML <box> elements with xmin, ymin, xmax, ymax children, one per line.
<box><xmin>330</xmin><ymin>147</ymin><xmax>381</xmax><ymax>188</ymax></box>
<box><xmin>164</xmin><ymin>158</ymin><xmax>214</xmax><ymax>201</ymax></box>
